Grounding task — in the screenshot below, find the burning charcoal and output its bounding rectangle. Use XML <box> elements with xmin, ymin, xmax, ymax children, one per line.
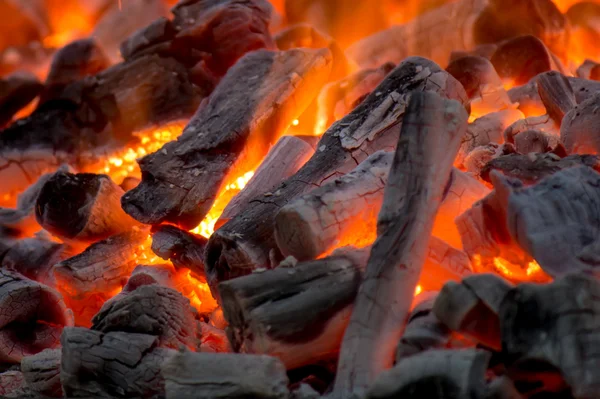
<box><xmin>53</xmin><ymin>227</ymin><xmax>150</xmax><ymax>326</ymax></box>
<box><xmin>0</xmin><ymin>270</ymin><xmax>73</xmax><ymax>363</ymax></box>
<box><xmin>346</xmin><ymin>0</ymin><xmax>567</xmax><ymax>70</ymax></box>
<box><xmin>120</xmin><ymin>17</ymin><xmax>177</xmax><ymax>61</ymax></box>
<box><xmin>21</xmin><ymin>349</ymin><xmax>62</xmax><ymax>398</ymax></box>
<box><xmin>433</xmin><ymin>274</ymin><xmax>513</xmax><ymax>350</ymax></box>
<box><xmin>123</xmin><ymin>264</ymin><xmax>178</xmax><ymax>291</ymax></box>
<box><xmin>60</xmin><ymin>328</ymin><xmax>171</xmax><ymax>399</ymax></box>
<box><xmin>162</xmin><ymin>350</ymin><xmax>289</xmax><ymax>399</ymax></box>
<box><xmin>500</xmin><ymin>273</ymin><xmax>600</xmax><ymax>398</ymax></box>
<box><xmin>421</xmin><ymin>237</ymin><xmax>474</xmax><ymax>291</ymax></box>
<box><xmin>200</xmin><ymin>322</ymin><xmax>231</xmax><ymax>353</ymax></box>
<box><xmin>219</xmin><ymin>247</ymin><xmax>369</xmax><ymax>370</ymax></box>
<box><xmin>151</xmin><ymin>225</ymin><xmax>207</xmax><ymax>277</ymax></box>
<box><xmin>40</xmin><ymin>38</ymin><xmax>109</xmax><ymax>105</ymax></box>
<box><xmin>315</xmin><ymin>62</ymin><xmax>395</xmax><ymax>135</ymax></box>
<box><xmin>480</xmin><ymin>153</ymin><xmax>600</xmax><ymax>185</ymax></box>
<box><xmin>122</xmin><ymin>48</ymin><xmax>333</xmax><ymax>229</ymax></box>
<box><xmin>463</xmin><ymin>143</ymin><xmax>516</xmax><ymax>178</ymax></box>
<box><xmin>92</xmin><ymin>285</ymin><xmax>202</xmax><ymax>351</ymax></box>
<box><xmin>536</xmin><ymin>71</ymin><xmax>577</xmax><ymax>124</ymax></box>
<box><xmin>561</xmin><ymin>92</ymin><xmax>600</xmax><ymax>154</ymax></box>
<box><xmin>0</xmin><ymin>71</ymin><xmax>42</xmax><ymax>127</ymax></box>
<box><xmin>206</xmin><ymin>57</ymin><xmax>468</xmax><ymax>292</ymax></box>
<box><xmin>217</xmin><ymin>136</ymin><xmax>315</xmax><ymax>228</ymax></box>
<box><xmin>512</xmin><ymin>130</ymin><xmax>553</xmax><ymax>154</ymax></box>
<box><xmin>366</xmin><ymin>349</ymin><xmax>491</xmax><ymax>399</ymax></box>
<box><xmin>333</xmin><ymin>91</ymin><xmax>468</xmax><ymax>396</ymax></box>
<box><xmin>576</xmin><ymin>59</ymin><xmax>600</xmax><ymax>81</ymax></box>
<box><xmin>0</xmin><ymin>370</ymin><xmax>26</xmax><ymax>397</ymax></box>
<box><xmin>503</xmin><ymin>115</ymin><xmax>560</xmax><ymax>150</ymax></box>
<box><xmin>35</xmin><ymin>172</ymin><xmax>140</xmax><ymax>243</ymax></box>
<box><xmin>456</xmin><ymin>109</ymin><xmax>523</xmax><ymax>168</ymax></box>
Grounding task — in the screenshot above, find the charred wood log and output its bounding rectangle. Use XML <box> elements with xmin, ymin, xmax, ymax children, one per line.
<box><xmin>217</xmin><ymin>136</ymin><xmax>315</xmax><ymax>228</ymax></box>
<box><xmin>200</xmin><ymin>322</ymin><xmax>232</xmax><ymax>353</ymax></box>
<box><xmin>163</xmin><ymin>349</ymin><xmax>289</xmax><ymax>399</ymax></box>
<box><xmin>536</xmin><ymin>71</ymin><xmax>576</xmax><ymax>124</ymax></box>
<box><xmin>561</xmin><ymin>92</ymin><xmax>600</xmax><ymax>154</ymax></box>
<box><xmin>206</xmin><ymin>57</ymin><xmax>468</xmax><ymax>292</ymax></box>
<box><xmin>463</xmin><ymin>143</ymin><xmax>516</xmax><ymax>178</ymax></box>
<box><xmin>421</xmin><ymin>237</ymin><xmax>473</xmax><ymax>291</ymax></box>
<box><xmin>0</xmin><ymin>270</ymin><xmax>72</xmax><ymax>363</ymax></box>
<box><xmin>366</xmin><ymin>349</ymin><xmax>491</xmax><ymax>399</ymax></box>
<box><xmin>0</xmin><ymin>72</ymin><xmax>42</xmax><ymax>127</ymax></box>
<box><xmin>500</xmin><ymin>273</ymin><xmax>600</xmax><ymax>398</ymax></box>
<box><xmin>576</xmin><ymin>59</ymin><xmax>600</xmax><ymax>81</ymax></box>
<box><xmin>503</xmin><ymin>114</ymin><xmax>560</xmax><ymax>147</ymax></box>
<box><xmin>92</xmin><ymin>285</ymin><xmax>202</xmax><ymax>351</ymax></box>
<box><xmin>314</xmin><ymin>62</ymin><xmax>395</xmax><ymax>135</ymax></box>
<box><xmin>151</xmin><ymin>225</ymin><xmax>207</xmax><ymax>278</ymax></box>
<box><xmin>346</xmin><ymin>0</ymin><xmax>567</xmax><ymax>70</ymax></box>
<box><xmin>21</xmin><ymin>349</ymin><xmax>61</xmax><ymax>398</ymax></box>
<box><xmin>36</xmin><ymin>172</ymin><xmax>139</xmax><ymax>243</ymax></box>
<box><xmin>0</xmin><ymin>370</ymin><xmax>26</xmax><ymax>397</ymax></box>
<box><xmin>512</xmin><ymin>130</ymin><xmax>555</xmax><ymax>154</ymax></box>
<box><xmin>333</xmin><ymin>91</ymin><xmax>468</xmax><ymax>396</ymax></box>
<box><xmin>52</xmin><ymin>227</ymin><xmax>150</xmax><ymax>326</ymax></box>
<box><xmin>122</xmin><ymin>48</ymin><xmax>333</xmax><ymax>229</ymax></box>
<box><xmin>61</xmin><ymin>327</ymin><xmax>171</xmax><ymax>399</ymax></box>
<box><xmin>219</xmin><ymin>247</ymin><xmax>369</xmax><ymax>370</ymax></box>
<box><xmin>120</xmin><ymin>17</ymin><xmax>177</xmax><ymax>61</ymax></box>
<box><xmin>433</xmin><ymin>274</ymin><xmax>513</xmax><ymax>350</ymax></box>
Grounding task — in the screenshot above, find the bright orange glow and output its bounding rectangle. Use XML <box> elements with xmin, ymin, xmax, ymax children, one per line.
<box><xmin>414</xmin><ymin>285</ymin><xmax>422</xmax><ymax>296</ymax></box>
<box><xmin>472</xmin><ymin>254</ymin><xmax>550</xmax><ymax>283</ymax></box>
<box><xmin>191</xmin><ymin>171</ymin><xmax>255</xmax><ymax>238</ymax></box>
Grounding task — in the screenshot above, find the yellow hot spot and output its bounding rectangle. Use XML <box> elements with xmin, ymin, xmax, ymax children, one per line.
<box><xmin>414</xmin><ymin>285</ymin><xmax>422</xmax><ymax>296</ymax></box>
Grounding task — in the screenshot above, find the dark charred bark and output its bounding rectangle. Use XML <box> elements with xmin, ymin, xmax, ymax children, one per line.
<box><xmin>151</xmin><ymin>225</ymin><xmax>207</xmax><ymax>279</ymax></box>
<box><xmin>535</xmin><ymin>71</ymin><xmax>576</xmax><ymax>124</ymax></box>
<box><xmin>0</xmin><ymin>72</ymin><xmax>42</xmax><ymax>127</ymax></box>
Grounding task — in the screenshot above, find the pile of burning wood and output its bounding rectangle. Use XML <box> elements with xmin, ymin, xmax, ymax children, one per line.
<box><xmin>2</xmin><ymin>0</ymin><xmax>600</xmax><ymax>397</ymax></box>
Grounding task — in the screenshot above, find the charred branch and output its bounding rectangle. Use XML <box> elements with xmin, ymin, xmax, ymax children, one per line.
<box><xmin>21</xmin><ymin>349</ymin><xmax>61</xmax><ymax>398</ymax></box>
<box><xmin>561</xmin><ymin>93</ymin><xmax>600</xmax><ymax>154</ymax></box>
<box><xmin>151</xmin><ymin>225</ymin><xmax>207</xmax><ymax>278</ymax></box>
<box><xmin>536</xmin><ymin>71</ymin><xmax>576</xmax><ymax>124</ymax></box>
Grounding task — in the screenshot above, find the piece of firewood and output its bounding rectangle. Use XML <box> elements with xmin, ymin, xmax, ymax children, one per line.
<box><xmin>332</xmin><ymin>91</ymin><xmax>468</xmax><ymax>396</ymax></box>
<box><xmin>206</xmin><ymin>57</ymin><xmax>468</xmax><ymax>292</ymax></box>
<box><xmin>120</xmin><ymin>16</ymin><xmax>177</xmax><ymax>61</ymax></box>
<box><xmin>503</xmin><ymin>114</ymin><xmax>560</xmax><ymax>146</ymax></box>
<box><xmin>576</xmin><ymin>59</ymin><xmax>600</xmax><ymax>81</ymax></box>
<box><xmin>463</xmin><ymin>143</ymin><xmax>516</xmax><ymax>178</ymax></box>
<box><xmin>421</xmin><ymin>237</ymin><xmax>474</xmax><ymax>291</ymax></box>
<box><xmin>151</xmin><ymin>225</ymin><xmax>207</xmax><ymax>278</ymax></box>
<box><xmin>52</xmin><ymin>227</ymin><xmax>150</xmax><ymax>326</ymax></box>
<box><xmin>21</xmin><ymin>349</ymin><xmax>62</xmax><ymax>398</ymax></box>
<box><xmin>536</xmin><ymin>71</ymin><xmax>577</xmax><ymax>124</ymax></box>
<box><xmin>219</xmin><ymin>247</ymin><xmax>369</xmax><ymax>370</ymax></box>
<box><xmin>0</xmin><ymin>71</ymin><xmax>42</xmax><ymax>127</ymax></box>
<box><xmin>512</xmin><ymin>130</ymin><xmax>553</xmax><ymax>154</ymax></box>
<box><xmin>314</xmin><ymin>62</ymin><xmax>395</xmax><ymax>135</ymax></box>
<box><xmin>162</xmin><ymin>349</ymin><xmax>289</xmax><ymax>399</ymax></box>
<box><xmin>0</xmin><ymin>270</ymin><xmax>73</xmax><ymax>363</ymax></box>
<box><xmin>122</xmin><ymin>48</ymin><xmax>332</xmax><ymax>229</ymax></box>
<box><xmin>346</xmin><ymin>0</ymin><xmax>567</xmax><ymax>70</ymax></box>
<box><xmin>500</xmin><ymin>273</ymin><xmax>600</xmax><ymax>398</ymax></box>
<box><xmin>561</xmin><ymin>92</ymin><xmax>600</xmax><ymax>154</ymax></box>
<box><xmin>366</xmin><ymin>349</ymin><xmax>491</xmax><ymax>399</ymax></box>
<box><xmin>200</xmin><ymin>322</ymin><xmax>232</xmax><ymax>353</ymax></box>
<box><xmin>433</xmin><ymin>274</ymin><xmax>513</xmax><ymax>350</ymax></box>
<box><xmin>92</xmin><ymin>285</ymin><xmax>202</xmax><ymax>351</ymax></box>
<box><xmin>36</xmin><ymin>172</ymin><xmax>140</xmax><ymax>243</ymax></box>
<box><xmin>217</xmin><ymin>136</ymin><xmax>315</xmax><ymax>228</ymax></box>
<box><xmin>0</xmin><ymin>370</ymin><xmax>26</xmax><ymax>397</ymax></box>
<box><xmin>60</xmin><ymin>327</ymin><xmax>171</xmax><ymax>399</ymax></box>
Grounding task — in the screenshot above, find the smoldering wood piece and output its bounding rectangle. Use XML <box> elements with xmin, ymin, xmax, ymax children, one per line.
<box><xmin>40</xmin><ymin>39</ymin><xmax>109</xmax><ymax>105</ymax></box>
<box><xmin>21</xmin><ymin>349</ymin><xmax>61</xmax><ymax>398</ymax></box>
<box><xmin>0</xmin><ymin>71</ymin><xmax>42</xmax><ymax>127</ymax></box>
<box><xmin>366</xmin><ymin>349</ymin><xmax>491</xmax><ymax>399</ymax></box>
<box><xmin>123</xmin><ymin>263</ymin><xmax>179</xmax><ymax>292</ymax></box>
<box><xmin>206</xmin><ymin>57</ymin><xmax>468</xmax><ymax>292</ymax></box>
<box><xmin>333</xmin><ymin>92</ymin><xmax>468</xmax><ymax>397</ymax></box>
<box><xmin>61</xmin><ymin>327</ymin><xmax>171</xmax><ymax>399</ymax></box>
<box><xmin>485</xmin><ymin>378</ymin><xmax>524</xmax><ymax>399</ymax></box>
<box><xmin>561</xmin><ymin>92</ymin><xmax>600</xmax><ymax>154</ymax></box>
<box><xmin>576</xmin><ymin>59</ymin><xmax>600</xmax><ymax>81</ymax></box>
<box><xmin>122</xmin><ymin>48</ymin><xmax>333</xmax><ymax>229</ymax></box>
<box><xmin>120</xmin><ymin>16</ymin><xmax>177</xmax><ymax>61</ymax></box>
<box><xmin>315</xmin><ymin>62</ymin><xmax>395</xmax><ymax>135</ymax></box>
<box><xmin>120</xmin><ymin>176</ymin><xmax>140</xmax><ymax>192</ymax></box>
<box><xmin>151</xmin><ymin>225</ymin><xmax>207</xmax><ymax>278</ymax></box>
<box><xmin>217</xmin><ymin>136</ymin><xmax>315</xmax><ymax>228</ymax></box>
<box><xmin>536</xmin><ymin>71</ymin><xmax>576</xmax><ymax>124</ymax></box>
<box><xmin>36</xmin><ymin>172</ymin><xmax>139</xmax><ymax>243</ymax></box>
<box><xmin>275</xmin><ymin>151</ymin><xmax>393</xmax><ymax>261</ymax></box>
<box><xmin>92</xmin><ymin>285</ymin><xmax>202</xmax><ymax>351</ymax></box>
<box><xmin>463</xmin><ymin>143</ymin><xmax>516</xmax><ymax>178</ymax></box>
<box><xmin>346</xmin><ymin>0</ymin><xmax>567</xmax><ymax>70</ymax></box>
<box><xmin>219</xmin><ymin>247</ymin><xmax>369</xmax><ymax>370</ymax></box>
<box><xmin>503</xmin><ymin>114</ymin><xmax>560</xmax><ymax>146</ymax></box>
<box><xmin>512</xmin><ymin>130</ymin><xmax>553</xmax><ymax>154</ymax></box>
<box><xmin>421</xmin><ymin>237</ymin><xmax>474</xmax><ymax>291</ymax></box>
<box><xmin>52</xmin><ymin>228</ymin><xmax>150</xmax><ymax>326</ymax></box>
<box><xmin>0</xmin><ymin>269</ymin><xmax>72</xmax><ymax>363</ymax></box>
<box><xmin>0</xmin><ymin>370</ymin><xmax>26</xmax><ymax>397</ymax></box>
<box><xmin>200</xmin><ymin>322</ymin><xmax>232</xmax><ymax>353</ymax></box>
<box><xmin>433</xmin><ymin>274</ymin><xmax>513</xmax><ymax>350</ymax></box>
<box><xmin>456</xmin><ymin>109</ymin><xmax>523</xmax><ymax>168</ymax></box>
<box><xmin>291</xmin><ymin>384</ymin><xmax>320</xmax><ymax>399</ymax></box>
<box><xmin>480</xmin><ymin>153</ymin><xmax>600</xmax><ymax>185</ymax></box>
<box><xmin>162</xmin><ymin>349</ymin><xmax>289</xmax><ymax>399</ymax></box>
<box><xmin>500</xmin><ymin>273</ymin><xmax>600</xmax><ymax>398</ymax></box>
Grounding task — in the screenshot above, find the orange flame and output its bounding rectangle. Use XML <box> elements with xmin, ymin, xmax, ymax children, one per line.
<box><xmin>472</xmin><ymin>254</ymin><xmax>550</xmax><ymax>282</ymax></box>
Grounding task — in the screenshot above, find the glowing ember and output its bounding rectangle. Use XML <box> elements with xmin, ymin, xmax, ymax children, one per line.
<box><xmin>472</xmin><ymin>254</ymin><xmax>550</xmax><ymax>282</ymax></box>
<box><xmin>191</xmin><ymin>171</ymin><xmax>255</xmax><ymax>238</ymax></box>
<box><xmin>414</xmin><ymin>285</ymin><xmax>422</xmax><ymax>296</ymax></box>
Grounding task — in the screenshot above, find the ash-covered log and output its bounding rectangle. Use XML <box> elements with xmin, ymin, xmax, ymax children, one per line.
<box><xmin>0</xmin><ymin>71</ymin><xmax>42</xmax><ymax>127</ymax></box>
<box><xmin>463</xmin><ymin>143</ymin><xmax>516</xmax><ymax>178</ymax></box>
<box><xmin>122</xmin><ymin>48</ymin><xmax>333</xmax><ymax>229</ymax></box>
<box><xmin>217</xmin><ymin>135</ymin><xmax>315</xmax><ymax>228</ymax></box>
<box><xmin>162</xmin><ymin>349</ymin><xmax>289</xmax><ymax>399</ymax></box>
<box><xmin>219</xmin><ymin>247</ymin><xmax>369</xmax><ymax>370</ymax></box>
<box><xmin>36</xmin><ymin>172</ymin><xmax>140</xmax><ymax>243</ymax></box>
<box><xmin>53</xmin><ymin>227</ymin><xmax>150</xmax><ymax>326</ymax></box>
<box><xmin>433</xmin><ymin>274</ymin><xmax>513</xmax><ymax>350</ymax></box>
<box><xmin>500</xmin><ymin>273</ymin><xmax>600</xmax><ymax>398</ymax></box>
<box><xmin>206</xmin><ymin>57</ymin><xmax>468</xmax><ymax>291</ymax></box>
<box><xmin>512</xmin><ymin>130</ymin><xmax>555</xmax><ymax>154</ymax></box>
<box><xmin>333</xmin><ymin>91</ymin><xmax>468</xmax><ymax>396</ymax></box>
<box><xmin>92</xmin><ymin>285</ymin><xmax>202</xmax><ymax>351</ymax></box>
<box><xmin>151</xmin><ymin>225</ymin><xmax>207</xmax><ymax>277</ymax></box>
<box><xmin>561</xmin><ymin>93</ymin><xmax>600</xmax><ymax>154</ymax></box>
<box><xmin>366</xmin><ymin>349</ymin><xmax>491</xmax><ymax>399</ymax></box>
<box><xmin>576</xmin><ymin>59</ymin><xmax>600</xmax><ymax>81</ymax></box>
<box><xmin>0</xmin><ymin>370</ymin><xmax>26</xmax><ymax>397</ymax></box>
<box><xmin>61</xmin><ymin>327</ymin><xmax>171</xmax><ymax>399</ymax></box>
<box><xmin>536</xmin><ymin>71</ymin><xmax>576</xmax><ymax>124</ymax></box>
<box><xmin>0</xmin><ymin>270</ymin><xmax>72</xmax><ymax>363</ymax></box>
<box><xmin>21</xmin><ymin>349</ymin><xmax>62</xmax><ymax>398</ymax></box>
<box><xmin>346</xmin><ymin>0</ymin><xmax>567</xmax><ymax>70</ymax></box>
